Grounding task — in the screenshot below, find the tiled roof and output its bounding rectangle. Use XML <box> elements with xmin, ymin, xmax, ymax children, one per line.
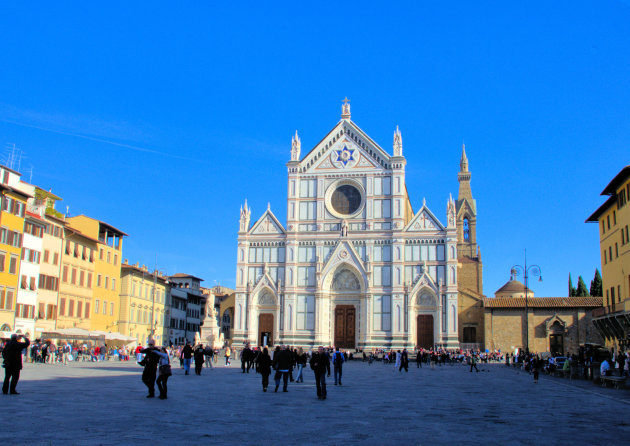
<box><xmin>170</xmin><ymin>273</ymin><xmax>204</xmax><ymax>281</ymax></box>
<box><xmin>495</xmin><ymin>279</ymin><xmax>531</xmax><ymax>295</ymax></box>
<box><xmin>484</xmin><ymin>297</ymin><xmax>603</xmax><ymax>308</ymax></box>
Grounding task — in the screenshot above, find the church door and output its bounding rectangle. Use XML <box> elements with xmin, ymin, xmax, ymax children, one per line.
<box><xmin>334</xmin><ymin>305</ymin><xmax>356</xmax><ymax>349</ymax></box>
<box><xmin>416</xmin><ymin>315</ymin><xmax>434</xmax><ymax>349</ymax></box>
<box><xmin>259</xmin><ymin>313</ymin><xmax>274</xmax><ymax>347</ymax></box>
<box><xmin>549</xmin><ymin>334</ymin><xmax>564</xmax><ymax>356</ymax></box>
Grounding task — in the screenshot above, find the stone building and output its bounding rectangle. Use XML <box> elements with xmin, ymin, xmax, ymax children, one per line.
<box><xmin>233</xmin><ymin>101</ymin><xmax>465</xmax><ymax>350</ymax></box>
<box><xmin>484</xmin><ymin>278</ymin><xmax>603</xmax><ymax>354</ymax></box>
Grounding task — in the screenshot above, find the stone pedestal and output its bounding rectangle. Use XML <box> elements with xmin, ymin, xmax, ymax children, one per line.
<box><xmin>200</xmin><ymin>305</ymin><xmax>222</xmax><ymax>349</ymax></box>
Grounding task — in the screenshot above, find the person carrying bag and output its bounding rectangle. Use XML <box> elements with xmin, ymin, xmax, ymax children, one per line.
<box><xmin>156</xmin><ymin>347</ymin><xmax>171</xmax><ymax>400</ymax></box>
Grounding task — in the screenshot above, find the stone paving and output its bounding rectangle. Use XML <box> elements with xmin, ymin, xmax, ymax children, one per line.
<box><xmin>3</xmin><ymin>358</ymin><xmax>630</xmax><ymax>445</ymax></box>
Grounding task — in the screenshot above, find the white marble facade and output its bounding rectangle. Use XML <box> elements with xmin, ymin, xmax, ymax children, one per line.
<box><xmin>234</xmin><ymin>102</ymin><xmax>459</xmax><ymax>350</ymax></box>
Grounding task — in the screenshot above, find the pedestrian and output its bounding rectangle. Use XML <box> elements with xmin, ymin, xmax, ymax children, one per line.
<box><xmin>394</xmin><ymin>350</ymin><xmax>401</xmax><ymax>371</ymax></box>
<box><xmin>399</xmin><ymin>349</ymin><xmax>409</xmax><ymax>373</ymax></box>
<box><xmin>416</xmin><ymin>350</ymin><xmax>422</xmax><ymax>368</ymax></box>
<box><xmin>155</xmin><ymin>347</ymin><xmax>172</xmax><ymax>399</ymax></box>
<box><xmin>241</xmin><ymin>344</ymin><xmax>251</xmax><ymax>373</ymax></box>
<box><xmin>182</xmin><ymin>341</ymin><xmax>193</xmax><ymax>375</ymax></box>
<box><xmin>309</xmin><ymin>346</ymin><xmax>331</xmax><ymax>400</ymax></box>
<box><xmin>2</xmin><ymin>334</ymin><xmax>30</xmax><ymax>395</ymax></box>
<box><xmin>295</xmin><ymin>347</ymin><xmax>306</xmax><ymax>383</ymax></box>
<box><xmin>470</xmin><ymin>354</ymin><xmax>479</xmax><ymax>373</ymax></box>
<box><xmin>194</xmin><ymin>344</ymin><xmax>205</xmax><ymax>375</ymax></box>
<box><xmin>272</xmin><ymin>345</ymin><xmax>292</xmax><ymax>392</ymax></box>
<box><xmin>140</xmin><ymin>340</ymin><xmax>160</xmax><ymax>398</ymax></box>
<box><xmin>225</xmin><ymin>346</ymin><xmax>231</xmax><ymax>366</ymax></box>
<box><xmin>532</xmin><ymin>354</ymin><xmax>541</xmax><ymax>384</ymax></box>
<box><xmin>204</xmin><ymin>345</ymin><xmax>213</xmax><ymax>369</ymax></box>
<box><xmin>332</xmin><ymin>347</ymin><xmax>344</xmax><ymax>385</ymax></box>
<box><xmin>256</xmin><ymin>347</ymin><xmax>272</xmax><ymax>392</ymax></box>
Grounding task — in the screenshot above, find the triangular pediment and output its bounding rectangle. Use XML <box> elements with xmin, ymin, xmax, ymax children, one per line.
<box><xmin>320</xmin><ymin>241</ymin><xmax>368</xmax><ymax>291</ymax></box>
<box><xmin>299</xmin><ymin>120</ymin><xmax>392</xmax><ymax>174</ymax></box>
<box><xmin>408</xmin><ymin>270</ymin><xmax>439</xmax><ymax>299</ymax></box>
<box><xmin>249</xmin><ymin>209</ymin><xmax>285</xmax><ymax>235</ymax></box>
<box><xmin>250</xmin><ymin>271</ymin><xmax>279</xmax><ymax>299</ymax></box>
<box><xmin>457</xmin><ymin>197</ymin><xmax>476</xmax><ymax>217</ymax></box>
<box><xmin>405</xmin><ymin>205</ymin><xmax>445</xmax><ymax>232</ymax></box>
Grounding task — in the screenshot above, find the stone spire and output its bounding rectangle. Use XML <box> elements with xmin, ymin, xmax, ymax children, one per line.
<box><xmin>393</xmin><ymin>125</ymin><xmax>403</xmax><ymax>156</ymax></box>
<box><xmin>239</xmin><ymin>199</ymin><xmax>251</xmax><ymax>233</ymax></box>
<box><xmin>341</xmin><ymin>97</ymin><xmax>351</xmax><ymax>120</ymax></box>
<box><xmin>290</xmin><ymin>130</ymin><xmax>301</xmax><ymax>161</ymax></box>
<box><xmin>460</xmin><ymin>143</ymin><xmax>469</xmax><ymax>172</ymax></box>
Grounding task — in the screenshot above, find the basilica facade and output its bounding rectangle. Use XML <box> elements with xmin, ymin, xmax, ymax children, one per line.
<box><xmin>233</xmin><ymin>102</ymin><xmax>481</xmax><ymax>350</ymax></box>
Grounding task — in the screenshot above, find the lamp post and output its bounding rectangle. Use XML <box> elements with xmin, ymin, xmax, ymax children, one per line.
<box><xmin>511</xmin><ymin>249</ymin><xmax>542</xmax><ymax>353</ymax></box>
<box><xmin>149</xmin><ymin>265</ymin><xmax>167</xmax><ymax>344</ymax></box>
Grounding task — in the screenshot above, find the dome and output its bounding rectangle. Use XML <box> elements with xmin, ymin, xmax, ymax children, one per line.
<box><xmin>494</xmin><ymin>278</ymin><xmax>533</xmax><ymax>298</ymax></box>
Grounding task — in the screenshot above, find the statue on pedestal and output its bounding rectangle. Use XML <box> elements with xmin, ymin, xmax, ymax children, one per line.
<box><xmin>199</xmin><ymin>295</ymin><xmax>222</xmax><ymax>349</ymax></box>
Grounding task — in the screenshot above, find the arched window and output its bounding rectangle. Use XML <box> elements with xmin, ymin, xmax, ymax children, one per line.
<box><xmin>396</xmin><ymin>305</ymin><xmax>401</xmax><ymax>332</ymax></box>
<box><xmin>287</xmin><ymin>304</ymin><xmax>292</xmax><ymax>330</ymax></box>
<box><xmin>463</xmin><ymin>218</ymin><xmax>470</xmax><ymax>242</ymax></box>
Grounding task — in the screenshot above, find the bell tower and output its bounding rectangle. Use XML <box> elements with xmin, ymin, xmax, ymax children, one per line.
<box><xmin>455</xmin><ymin>144</ymin><xmax>484</xmax><ymax>347</ymax></box>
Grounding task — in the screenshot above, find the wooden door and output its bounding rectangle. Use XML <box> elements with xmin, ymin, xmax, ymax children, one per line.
<box><xmin>416</xmin><ymin>315</ymin><xmax>434</xmax><ymax>349</ymax></box>
<box><xmin>334</xmin><ymin>305</ymin><xmax>356</xmax><ymax>349</ymax></box>
<box><xmin>549</xmin><ymin>334</ymin><xmax>564</xmax><ymax>356</ymax></box>
<box><xmin>259</xmin><ymin>313</ymin><xmax>274</xmax><ymax>347</ymax></box>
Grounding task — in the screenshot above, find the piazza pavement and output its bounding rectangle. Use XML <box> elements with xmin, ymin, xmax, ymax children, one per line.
<box><xmin>2</xmin><ymin>358</ymin><xmax>630</xmax><ymax>445</ymax></box>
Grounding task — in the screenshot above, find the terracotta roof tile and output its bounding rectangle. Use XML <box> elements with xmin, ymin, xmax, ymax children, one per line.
<box><xmin>484</xmin><ymin>297</ymin><xmax>603</xmax><ymax>308</ymax></box>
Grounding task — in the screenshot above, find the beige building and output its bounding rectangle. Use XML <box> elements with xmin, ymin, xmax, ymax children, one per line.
<box><xmin>587</xmin><ymin>165</ymin><xmax>630</xmax><ymax>347</ymax></box>
<box><xmin>119</xmin><ymin>261</ymin><xmax>169</xmax><ymax>346</ymax></box>
<box><xmin>484</xmin><ymin>278</ymin><xmax>603</xmax><ymax>354</ymax></box>
<box><xmin>56</xmin><ymin>225</ymin><xmax>97</xmax><ymax>330</ymax></box>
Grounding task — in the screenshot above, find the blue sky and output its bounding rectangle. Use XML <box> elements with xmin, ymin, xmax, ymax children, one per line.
<box><xmin>0</xmin><ymin>2</ymin><xmax>629</xmax><ymax>296</ymax></box>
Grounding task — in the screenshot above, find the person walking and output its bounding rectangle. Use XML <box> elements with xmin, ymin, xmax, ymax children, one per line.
<box><xmin>204</xmin><ymin>345</ymin><xmax>214</xmax><ymax>369</ymax></box>
<box><xmin>272</xmin><ymin>345</ymin><xmax>292</xmax><ymax>392</ymax></box>
<box><xmin>182</xmin><ymin>341</ymin><xmax>193</xmax><ymax>375</ymax></box>
<box><xmin>256</xmin><ymin>347</ymin><xmax>272</xmax><ymax>392</ymax></box>
<box><xmin>155</xmin><ymin>347</ymin><xmax>171</xmax><ymax>399</ymax></box>
<box><xmin>470</xmin><ymin>354</ymin><xmax>479</xmax><ymax>373</ymax></box>
<box><xmin>224</xmin><ymin>346</ymin><xmax>231</xmax><ymax>366</ymax></box>
<box><xmin>416</xmin><ymin>350</ymin><xmax>422</xmax><ymax>368</ymax></box>
<box><xmin>241</xmin><ymin>344</ymin><xmax>251</xmax><ymax>373</ymax></box>
<box><xmin>2</xmin><ymin>334</ymin><xmax>30</xmax><ymax>395</ymax></box>
<box><xmin>332</xmin><ymin>347</ymin><xmax>344</xmax><ymax>385</ymax></box>
<box><xmin>193</xmin><ymin>344</ymin><xmax>205</xmax><ymax>375</ymax></box>
<box><xmin>394</xmin><ymin>350</ymin><xmax>402</xmax><ymax>371</ymax></box>
<box><xmin>140</xmin><ymin>340</ymin><xmax>160</xmax><ymax>398</ymax></box>
<box><xmin>310</xmin><ymin>346</ymin><xmax>331</xmax><ymax>400</ymax></box>
<box><xmin>295</xmin><ymin>347</ymin><xmax>306</xmax><ymax>383</ymax></box>
<box><xmin>399</xmin><ymin>349</ymin><xmax>409</xmax><ymax>373</ymax></box>
<box><xmin>532</xmin><ymin>354</ymin><xmax>541</xmax><ymax>384</ymax></box>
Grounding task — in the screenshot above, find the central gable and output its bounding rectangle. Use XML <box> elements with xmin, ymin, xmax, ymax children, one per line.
<box><xmin>249</xmin><ymin>209</ymin><xmax>285</xmax><ymax>235</ymax></box>
<box><xmin>298</xmin><ymin>120</ymin><xmax>391</xmax><ymax>174</ymax></box>
<box><xmin>405</xmin><ymin>204</ymin><xmax>445</xmax><ymax>232</ymax></box>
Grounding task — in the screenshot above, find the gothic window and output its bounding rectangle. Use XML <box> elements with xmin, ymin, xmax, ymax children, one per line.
<box><xmin>332</xmin><ymin>269</ymin><xmax>360</xmax><ymax>291</ymax></box>
<box><xmin>463</xmin><ymin>218</ymin><xmax>470</xmax><ymax>242</ymax></box>
<box><xmin>373</xmin><ymin>295</ymin><xmax>391</xmax><ymax>331</ymax></box>
<box><xmin>331</xmin><ymin>185</ymin><xmax>362</xmax><ymax>215</ymax></box>
<box><xmin>258</xmin><ymin>291</ymin><xmax>276</xmax><ymax>306</ymax></box>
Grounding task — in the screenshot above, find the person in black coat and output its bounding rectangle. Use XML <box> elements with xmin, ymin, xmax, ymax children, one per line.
<box><xmin>194</xmin><ymin>344</ymin><xmax>205</xmax><ymax>375</ymax></box>
<box><xmin>256</xmin><ymin>347</ymin><xmax>272</xmax><ymax>391</ymax></box>
<box><xmin>272</xmin><ymin>345</ymin><xmax>293</xmax><ymax>392</ymax></box>
<box><xmin>2</xmin><ymin>334</ymin><xmax>30</xmax><ymax>395</ymax></box>
<box><xmin>140</xmin><ymin>340</ymin><xmax>160</xmax><ymax>398</ymax></box>
<box><xmin>310</xmin><ymin>346</ymin><xmax>331</xmax><ymax>400</ymax></box>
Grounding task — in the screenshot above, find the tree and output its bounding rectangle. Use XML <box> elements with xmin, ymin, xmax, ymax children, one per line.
<box><xmin>576</xmin><ymin>276</ymin><xmax>590</xmax><ymax>297</ymax></box>
<box><xmin>590</xmin><ymin>269</ymin><xmax>603</xmax><ymax>297</ymax></box>
<box><xmin>568</xmin><ymin>274</ymin><xmax>577</xmax><ymax>297</ymax></box>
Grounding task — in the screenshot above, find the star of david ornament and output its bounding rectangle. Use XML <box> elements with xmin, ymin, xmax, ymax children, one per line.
<box><xmin>334</xmin><ymin>146</ymin><xmax>355</xmax><ymax>166</ymax></box>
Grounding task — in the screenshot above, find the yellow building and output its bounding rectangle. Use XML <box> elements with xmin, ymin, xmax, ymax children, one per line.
<box><xmin>119</xmin><ymin>261</ymin><xmax>169</xmax><ymax>346</ymax></box>
<box><xmin>587</xmin><ymin>165</ymin><xmax>630</xmax><ymax>347</ymax></box>
<box><xmin>56</xmin><ymin>225</ymin><xmax>97</xmax><ymax>330</ymax></box>
<box><xmin>0</xmin><ymin>166</ymin><xmax>31</xmax><ymax>333</ymax></box>
<box><xmin>67</xmin><ymin>216</ymin><xmax>126</xmax><ymax>332</ymax></box>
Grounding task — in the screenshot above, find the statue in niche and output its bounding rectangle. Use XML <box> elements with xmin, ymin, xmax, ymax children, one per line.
<box><xmin>258</xmin><ymin>291</ymin><xmax>276</xmax><ymax>305</ymax></box>
<box><xmin>332</xmin><ymin>269</ymin><xmax>360</xmax><ymax>291</ymax></box>
<box><xmin>341</xmin><ymin>220</ymin><xmax>348</xmax><ymax>237</ymax></box>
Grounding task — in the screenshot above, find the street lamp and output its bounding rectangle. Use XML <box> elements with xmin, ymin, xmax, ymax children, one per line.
<box><xmin>511</xmin><ymin>249</ymin><xmax>542</xmax><ymax>353</ymax></box>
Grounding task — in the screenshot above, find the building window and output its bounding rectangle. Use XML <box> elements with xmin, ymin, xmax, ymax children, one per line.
<box><xmin>616</xmin><ymin>243</ymin><xmax>619</xmax><ymax>258</ymax></box>
<box><xmin>0</xmin><ymin>251</ymin><xmax>5</xmax><ymax>272</ymax></box>
<box><xmin>68</xmin><ymin>300</ymin><xmax>74</xmax><ymax>317</ymax></box>
<box><xmin>613</xmin><ymin>210</ymin><xmax>617</xmax><ymax>225</ymax></box>
<box><xmin>95</xmin><ymin>299</ymin><xmax>99</xmax><ymax>314</ymax></box>
<box><xmin>43</xmin><ymin>250</ymin><xmax>49</xmax><ymax>263</ymax></box>
<box><xmin>87</xmin><ymin>273</ymin><xmax>92</xmax><ymax>288</ymax></box>
<box><xmin>97</xmin><ymin>275</ymin><xmax>102</xmax><ymax>287</ymax></box>
<box><xmin>79</xmin><ymin>270</ymin><xmax>85</xmax><ymax>287</ymax></box>
<box><xmin>85</xmin><ymin>303</ymin><xmax>90</xmax><ymax>318</ymax></box>
<box><xmin>103</xmin><ymin>300</ymin><xmax>107</xmax><ymax>315</ymax></box>
<box><xmin>112</xmin><ymin>278</ymin><xmax>116</xmax><ymax>290</ymax></box>
<box><xmin>609</xmin><ymin>247</ymin><xmax>613</xmax><ymax>262</ymax></box>
<box><xmin>463</xmin><ymin>218</ymin><xmax>470</xmax><ymax>242</ymax></box>
<box><xmin>77</xmin><ymin>301</ymin><xmax>83</xmax><ymax>318</ymax></box>
<box><xmin>110</xmin><ymin>302</ymin><xmax>114</xmax><ymax>316</ymax></box>
<box><xmin>296</xmin><ymin>295</ymin><xmax>314</xmax><ymax>330</ymax></box>
<box><xmin>53</xmin><ymin>252</ymin><xmax>59</xmax><ymax>265</ymax></box>
<box><xmin>105</xmin><ymin>276</ymin><xmax>109</xmax><ymax>289</ymax></box>
<box><xmin>463</xmin><ymin>326</ymin><xmax>476</xmax><ymax>343</ymax></box>
<box><xmin>71</xmin><ymin>268</ymin><xmax>77</xmax><ymax>285</ymax></box>
<box><xmin>59</xmin><ymin>298</ymin><xmax>66</xmax><ymax>315</ymax></box>
<box><xmin>373</xmin><ymin>295</ymin><xmax>391</xmax><ymax>331</ymax></box>
<box><xmin>107</xmin><ymin>251</ymin><xmax>111</xmax><ymax>263</ymax></box>
<box><xmin>9</xmin><ymin>254</ymin><xmax>17</xmax><ymax>274</ymax></box>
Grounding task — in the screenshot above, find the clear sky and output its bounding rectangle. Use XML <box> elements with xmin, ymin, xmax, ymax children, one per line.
<box><xmin>0</xmin><ymin>2</ymin><xmax>629</xmax><ymax>296</ymax></box>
